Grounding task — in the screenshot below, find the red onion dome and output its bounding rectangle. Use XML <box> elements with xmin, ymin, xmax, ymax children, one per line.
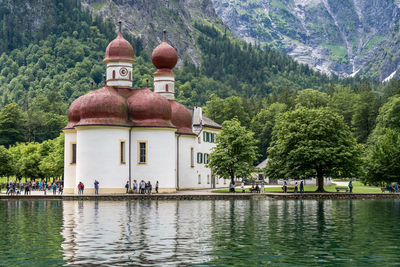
<box><xmin>152</xmin><ymin>41</ymin><xmax>178</xmax><ymax>70</ymax></box>
<box><xmin>127</xmin><ymin>89</ymin><xmax>174</xmax><ymax>128</ymax></box>
<box><xmin>66</xmin><ymin>97</ymin><xmax>83</xmax><ymax>129</ymax></box>
<box><xmin>104</xmin><ymin>32</ymin><xmax>135</xmax><ymax>63</ymax></box>
<box><xmin>75</xmin><ymin>86</ymin><xmax>130</xmax><ymax>127</ymax></box>
<box><xmin>169</xmin><ymin>100</ymin><xmax>194</xmax><ymax>135</ymax></box>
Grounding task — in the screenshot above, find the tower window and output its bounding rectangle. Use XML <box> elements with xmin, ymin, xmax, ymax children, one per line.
<box><xmin>166</xmin><ymin>84</ymin><xmax>169</xmax><ymax>92</ymax></box>
<box><xmin>112</xmin><ymin>70</ymin><xmax>116</xmax><ymax>79</ymax></box>
<box><xmin>120</xmin><ymin>141</ymin><xmax>126</xmax><ymax>164</ymax></box>
<box><xmin>198</xmin><ymin>174</ymin><xmax>201</xmax><ymax>184</ymax></box>
<box><xmin>71</xmin><ymin>143</ymin><xmax>77</xmax><ymax>164</ymax></box>
<box><xmin>138</xmin><ymin>141</ymin><xmax>147</xmax><ymax>164</ymax></box>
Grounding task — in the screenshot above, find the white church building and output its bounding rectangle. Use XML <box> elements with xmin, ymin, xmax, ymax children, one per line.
<box><xmin>63</xmin><ymin>29</ymin><xmax>224</xmax><ymax>194</ymax></box>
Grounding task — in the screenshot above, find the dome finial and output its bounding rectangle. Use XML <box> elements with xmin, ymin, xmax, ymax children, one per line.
<box><xmin>118</xmin><ymin>21</ymin><xmax>122</xmax><ymax>33</ymax></box>
<box><xmin>163</xmin><ymin>29</ymin><xmax>167</xmax><ymax>41</ymax></box>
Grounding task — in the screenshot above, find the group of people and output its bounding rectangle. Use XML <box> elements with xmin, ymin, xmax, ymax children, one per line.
<box><xmin>384</xmin><ymin>182</ymin><xmax>399</xmax><ymax>193</ymax></box>
<box><xmin>229</xmin><ymin>182</ymin><xmax>266</xmax><ymax>193</ymax></box>
<box><xmin>5</xmin><ymin>180</ymin><xmax>63</xmax><ymax>195</ymax></box>
<box><xmin>126</xmin><ymin>180</ymin><xmax>159</xmax><ymax>194</ymax></box>
<box><xmin>282</xmin><ymin>181</ymin><xmax>305</xmax><ymax>193</ymax></box>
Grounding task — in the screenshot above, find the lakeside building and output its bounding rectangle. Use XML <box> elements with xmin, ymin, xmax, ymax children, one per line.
<box><xmin>63</xmin><ymin>29</ymin><xmax>223</xmax><ymax>194</ymax></box>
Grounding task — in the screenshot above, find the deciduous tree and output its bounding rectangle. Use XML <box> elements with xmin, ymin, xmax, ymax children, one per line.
<box><xmin>266</xmin><ymin>107</ymin><xmax>363</xmax><ymax>192</ymax></box>
<box><xmin>208</xmin><ymin>118</ymin><xmax>258</xmax><ymax>184</ymax></box>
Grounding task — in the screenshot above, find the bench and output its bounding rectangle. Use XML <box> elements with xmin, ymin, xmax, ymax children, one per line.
<box><xmin>335</xmin><ymin>186</ymin><xmax>348</xmax><ymax>192</ymax></box>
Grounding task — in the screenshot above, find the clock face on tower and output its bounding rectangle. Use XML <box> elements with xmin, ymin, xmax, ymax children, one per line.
<box><xmin>119</xmin><ymin>68</ymin><xmax>128</xmax><ymax>77</ymax></box>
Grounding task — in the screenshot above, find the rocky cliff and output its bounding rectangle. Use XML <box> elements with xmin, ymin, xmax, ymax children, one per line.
<box><xmin>211</xmin><ymin>0</ymin><xmax>400</xmax><ymax>80</ymax></box>
<box><xmin>81</xmin><ymin>0</ymin><xmax>225</xmax><ymax>66</ymax></box>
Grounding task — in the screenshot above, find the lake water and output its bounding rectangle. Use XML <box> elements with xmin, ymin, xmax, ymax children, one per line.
<box><xmin>0</xmin><ymin>199</ymin><xmax>400</xmax><ymax>266</ymax></box>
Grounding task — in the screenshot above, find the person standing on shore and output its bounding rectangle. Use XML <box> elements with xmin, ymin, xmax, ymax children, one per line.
<box><xmin>241</xmin><ymin>182</ymin><xmax>245</xmax><ymax>193</ymax></box>
<box><xmin>147</xmin><ymin>181</ymin><xmax>152</xmax><ymax>195</ymax></box>
<box><xmin>133</xmin><ymin>180</ymin><xmax>137</xmax><ymax>193</ymax></box>
<box><xmin>348</xmin><ymin>181</ymin><xmax>353</xmax><ymax>193</ymax></box>
<box><xmin>300</xmin><ymin>181</ymin><xmax>304</xmax><ymax>194</ymax></box>
<box><xmin>283</xmin><ymin>181</ymin><xmax>287</xmax><ymax>193</ymax></box>
<box><xmin>261</xmin><ymin>182</ymin><xmax>265</xmax><ymax>193</ymax></box>
<box><xmin>125</xmin><ymin>181</ymin><xmax>129</xmax><ymax>193</ymax></box>
<box><xmin>94</xmin><ymin>180</ymin><xmax>99</xmax><ymax>195</ymax></box>
<box><xmin>155</xmin><ymin>181</ymin><xmax>159</xmax><ymax>193</ymax></box>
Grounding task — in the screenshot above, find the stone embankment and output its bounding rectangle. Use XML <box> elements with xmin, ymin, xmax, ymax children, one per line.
<box><xmin>1</xmin><ymin>193</ymin><xmax>400</xmax><ymax>200</ymax></box>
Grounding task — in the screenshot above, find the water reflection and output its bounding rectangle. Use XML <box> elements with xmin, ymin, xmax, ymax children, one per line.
<box><xmin>1</xmin><ymin>200</ymin><xmax>400</xmax><ymax>266</ymax></box>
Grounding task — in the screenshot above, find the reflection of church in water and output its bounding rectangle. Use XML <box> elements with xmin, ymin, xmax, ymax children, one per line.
<box><xmin>63</xmin><ymin>25</ymin><xmax>224</xmax><ymax>194</ymax></box>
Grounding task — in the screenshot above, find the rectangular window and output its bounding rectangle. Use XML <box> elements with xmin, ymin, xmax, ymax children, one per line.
<box><xmin>138</xmin><ymin>141</ymin><xmax>147</xmax><ymax>164</ymax></box>
<box><xmin>198</xmin><ymin>174</ymin><xmax>201</xmax><ymax>184</ymax></box>
<box><xmin>190</xmin><ymin>147</ymin><xmax>194</xmax><ymax>167</ymax></box>
<box><xmin>71</xmin><ymin>143</ymin><xmax>77</xmax><ymax>164</ymax></box>
<box><xmin>211</xmin><ymin>133</ymin><xmax>215</xmax><ymax>143</ymax></box>
<box><xmin>204</xmin><ymin>153</ymin><xmax>209</xmax><ymax>164</ymax></box>
<box><xmin>197</xmin><ymin>152</ymin><xmax>203</xmax><ymax>164</ymax></box>
<box><xmin>206</xmin><ymin>132</ymin><xmax>210</xmax><ymax>142</ymax></box>
<box><xmin>120</xmin><ymin>141</ymin><xmax>126</xmax><ymax>164</ymax></box>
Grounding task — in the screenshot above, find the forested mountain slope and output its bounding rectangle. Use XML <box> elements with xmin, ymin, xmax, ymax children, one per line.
<box><xmin>211</xmin><ymin>0</ymin><xmax>400</xmax><ymax>81</ymax></box>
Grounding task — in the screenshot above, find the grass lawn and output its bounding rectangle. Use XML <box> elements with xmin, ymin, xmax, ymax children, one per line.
<box><xmin>212</xmin><ymin>182</ymin><xmax>383</xmax><ymax>194</ymax></box>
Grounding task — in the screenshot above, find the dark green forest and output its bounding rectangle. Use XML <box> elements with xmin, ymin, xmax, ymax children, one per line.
<box><xmin>1</xmin><ymin>0</ymin><xmax>400</xmax><ymax>185</ymax></box>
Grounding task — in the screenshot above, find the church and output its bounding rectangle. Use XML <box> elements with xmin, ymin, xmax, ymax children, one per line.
<box><xmin>63</xmin><ymin>28</ymin><xmax>224</xmax><ymax>194</ymax></box>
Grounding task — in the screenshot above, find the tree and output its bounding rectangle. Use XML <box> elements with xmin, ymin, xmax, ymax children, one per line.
<box><xmin>208</xmin><ymin>118</ymin><xmax>258</xmax><ymax>185</ymax></box>
<box><xmin>0</xmin><ymin>103</ymin><xmax>26</xmax><ymax>147</ymax></box>
<box><xmin>363</xmin><ymin>95</ymin><xmax>400</xmax><ymax>185</ymax></box>
<box><xmin>250</xmin><ymin>103</ymin><xmax>287</xmax><ymax>162</ymax></box>
<box><xmin>0</xmin><ymin>145</ymin><xmax>12</xmax><ymax>178</ymax></box>
<box><xmin>352</xmin><ymin>91</ymin><xmax>380</xmax><ymax>143</ymax></box>
<box><xmin>295</xmin><ymin>89</ymin><xmax>329</xmax><ymax>109</ymax></box>
<box><xmin>363</xmin><ymin>129</ymin><xmax>400</xmax><ymax>185</ymax></box>
<box><xmin>266</xmin><ymin>107</ymin><xmax>363</xmax><ymax>192</ymax></box>
<box><xmin>39</xmin><ymin>134</ymin><xmax>64</xmax><ymax>178</ymax></box>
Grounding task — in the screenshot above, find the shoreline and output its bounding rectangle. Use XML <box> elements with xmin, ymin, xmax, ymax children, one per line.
<box><xmin>1</xmin><ymin>193</ymin><xmax>400</xmax><ymax>200</ymax></box>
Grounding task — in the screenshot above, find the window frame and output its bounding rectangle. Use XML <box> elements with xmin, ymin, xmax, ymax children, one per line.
<box><xmin>120</xmin><ymin>140</ymin><xmax>126</xmax><ymax>165</ymax></box>
<box><xmin>70</xmin><ymin>142</ymin><xmax>77</xmax><ymax>165</ymax></box>
<box><xmin>137</xmin><ymin>141</ymin><xmax>148</xmax><ymax>165</ymax></box>
<box><xmin>190</xmin><ymin>147</ymin><xmax>194</xmax><ymax>167</ymax></box>
<box><xmin>197</xmin><ymin>152</ymin><xmax>203</xmax><ymax>164</ymax></box>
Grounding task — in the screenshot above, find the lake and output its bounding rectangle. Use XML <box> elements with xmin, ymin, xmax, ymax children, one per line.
<box><xmin>0</xmin><ymin>199</ymin><xmax>399</xmax><ymax>266</ymax></box>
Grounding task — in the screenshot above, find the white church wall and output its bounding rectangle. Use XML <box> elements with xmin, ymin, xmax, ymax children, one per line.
<box><xmin>131</xmin><ymin>128</ymin><xmax>176</xmax><ymax>192</ymax></box>
<box><xmin>179</xmin><ymin>128</ymin><xmax>225</xmax><ymax>189</ymax></box>
<box><xmin>177</xmin><ymin>135</ymin><xmax>197</xmax><ymax>189</ymax></box>
<box><xmin>75</xmin><ymin>127</ymin><xmax>130</xmax><ymax>194</ymax></box>
<box><xmin>63</xmin><ymin>131</ymin><xmax>77</xmax><ymax>194</ymax></box>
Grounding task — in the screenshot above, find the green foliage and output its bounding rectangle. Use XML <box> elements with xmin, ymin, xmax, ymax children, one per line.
<box><xmin>6</xmin><ymin>133</ymin><xmax>64</xmax><ymax>180</ymax></box>
<box><xmin>295</xmin><ymin>89</ymin><xmax>329</xmax><ymax>109</ymax></box>
<box><xmin>0</xmin><ymin>145</ymin><xmax>12</xmax><ymax>177</ymax></box>
<box><xmin>0</xmin><ymin>103</ymin><xmax>26</xmax><ymax>147</ymax></box>
<box><xmin>363</xmin><ymin>129</ymin><xmax>400</xmax><ymax>185</ymax></box>
<box><xmin>363</xmin><ymin>95</ymin><xmax>400</xmax><ymax>185</ymax></box>
<box><xmin>250</xmin><ymin>103</ymin><xmax>287</xmax><ymax>162</ymax></box>
<box><xmin>266</xmin><ymin>107</ymin><xmax>363</xmax><ymax>191</ymax></box>
<box><xmin>203</xmin><ymin>94</ymin><xmax>250</xmax><ymax>127</ymax></box>
<box><xmin>352</xmin><ymin>90</ymin><xmax>381</xmax><ymax>143</ymax></box>
<box><xmin>208</xmin><ymin>118</ymin><xmax>258</xmax><ymax>183</ymax></box>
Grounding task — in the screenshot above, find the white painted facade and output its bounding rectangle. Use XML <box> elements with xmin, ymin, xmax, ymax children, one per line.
<box><xmin>64</xmin><ymin>123</ymin><xmax>224</xmax><ymax>194</ymax></box>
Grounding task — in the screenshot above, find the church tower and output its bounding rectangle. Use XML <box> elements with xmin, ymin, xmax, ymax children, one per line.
<box><xmin>104</xmin><ymin>22</ymin><xmax>135</xmax><ymax>88</ymax></box>
<box><xmin>152</xmin><ymin>34</ymin><xmax>178</xmax><ymax>100</ymax></box>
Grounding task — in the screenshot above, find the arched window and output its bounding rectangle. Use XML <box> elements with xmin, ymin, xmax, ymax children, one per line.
<box><xmin>112</xmin><ymin>70</ymin><xmax>116</xmax><ymax>79</ymax></box>
<box><xmin>198</xmin><ymin>174</ymin><xmax>201</xmax><ymax>184</ymax></box>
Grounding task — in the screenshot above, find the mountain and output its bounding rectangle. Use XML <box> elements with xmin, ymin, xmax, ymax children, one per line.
<box><xmin>211</xmin><ymin>0</ymin><xmax>400</xmax><ymax>80</ymax></box>
<box><xmin>80</xmin><ymin>0</ymin><xmax>225</xmax><ymax>67</ymax></box>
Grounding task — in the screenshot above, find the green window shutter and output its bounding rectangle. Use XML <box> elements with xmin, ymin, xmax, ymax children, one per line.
<box><xmin>211</xmin><ymin>133</ymin><xmax>214</xmax><ymax>143</ymax></box>
<box><xmin>206</xmin><ymin>132</ymin><xmax>210</xmax><ymax>142</ymax></box>
<box><xmin>197</xmin><ymin>152</ymin><xmax>203</xmax><ymax>164</ymax></box>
